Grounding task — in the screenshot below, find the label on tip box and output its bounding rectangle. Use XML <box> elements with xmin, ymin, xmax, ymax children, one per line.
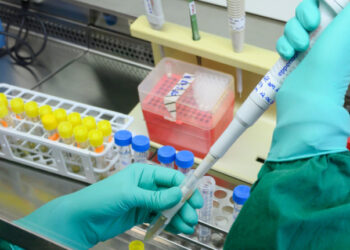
<box><xmin>164</xmin><ymin>73</ymin><xmax>195</xmax><ymax>120</ymax></box>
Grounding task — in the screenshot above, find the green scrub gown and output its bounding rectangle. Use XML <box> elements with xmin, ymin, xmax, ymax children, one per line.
<box><xmin>224</xmin><ymin>151</ymin><xmax>350</xmax><ymax>249</ymax></box>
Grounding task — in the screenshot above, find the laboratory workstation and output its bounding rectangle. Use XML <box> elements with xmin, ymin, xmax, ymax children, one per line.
<box><xmin>0</xmin><ymin>0</ymin><xmax>349</xmax><ymax>249</ymax></box>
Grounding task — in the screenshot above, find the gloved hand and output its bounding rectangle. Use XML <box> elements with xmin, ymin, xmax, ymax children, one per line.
<box><xmin>15</xmin><ymin>164</ymin><xmax>203</xmax><ymax>249</ymax></box>
<box><xmin>268</xmin><ymin>0</ymin><xmax>350</xmax><ymax>161</ymax></box>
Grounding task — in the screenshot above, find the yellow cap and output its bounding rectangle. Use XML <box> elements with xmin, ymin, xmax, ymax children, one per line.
<box><xmin>129</xmin><ymin>240</ymin><xmax>144</xmax><ymax>250</ymax></box>
<box><xmin>97</xmin><ymin>120</ymin><xmax>112</xmax><ymax>138</ymax></box>
<box><xmin>41</xmin><ymin>114</ymin><xmax>58</xmax><ymax>131</ymax></box>
<box><xmin>74</xmin><ymin>125</ymin><xmax>89</xmax><ymax>143</ymax></box>
<box><xmin>82</xmin><ymin>116</ymin><xmax>96</xmax><ymax>131</ymax></box>
<box><xmin>10</xmin><ymin>97</ymin><xmax>24</xmax><ymax>114</ymax></box>
<box><xmin>0</xmin><ymin>104</ymin><xmax>9</xmax><ymax>118</ymax></box>
<box><xmin>39</xmin><ymin>105</ymin><xmax>52</xmax><ymax>117</ymax></box>
<box><xmin>24</xmin><ymin>101</ymin><xmax>39</xmax><ymax>118</ymax></box>
<box><xmin>58</xmin><ymin>121</ymin><xmax>73</xmax><ymax>139</ymax></box>
<box><xmin>88</xmin><ymin>129</ymin><xmax>103</xmax><ymax>147</ymax></box>
<box><xmin>0</xmin><ymin>93</ymin><xmax>8</xmax><ymax>107</ymax></box>
<box><xmin>53</xmin><ymin>108</ymin><xmax>67</xmax><ymax>123</ymax></box>
<box><xmin>67</xmin><ymin>112</ymin><xmax>82</xmax><ymax>127</ymax></box>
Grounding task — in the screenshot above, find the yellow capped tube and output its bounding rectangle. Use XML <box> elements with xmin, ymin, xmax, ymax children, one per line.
<box><xmin>97</xmin><ymin>120</ymin><xmax>112</xmax><ymax>143</ymax></box>
<box><xmin>58</xmin><ymin>121</ymin><xmax>74</xmax><ymax>145</ymax></box>
<box><xmin>0</xmin><ymin>93</ymin><xmax>8</xmax><ymax>108</ymax></box>
<box><xmin>129</xmin><ymin>240</ymin><xmax>144</xmax><ymax>250</ymax></box>
<box><xmin>53</xmin><ymin>108</ymin><xmax>67</xmax><ymax>124</ymax></box>
<box><xmin>24</xmin><ymin>101</ymin><xmax>40</xmax><ymax>122</ymax></box>
<box><xmin>89</xmin><ymin>129</ymin><xmax>106</xmax><ymax>174</ymax></box>
<box><xmin>41</xmin><ymin>114</ymin><xmax>59</xmax><ymax>141</ymax></box>
<box><xmin>39</xmin><ymin>105</ymin><xmax>52</xmax><ymax>118</ymax></box>
<box><xmin>82</xmin><ymin>116</ymin><xmax>96</xmax><ymax>131</ymax></box>
<box><xmin>10</xmin><ymin>97</ymin><xmax>25</xmax><ymax>119</ymax></box>
<box><xmin>74</xmin><ymin>125</ymin><xmax>89</xmax><ymax>149</ymax></box>
<box><xmin>0</xmin><ymin>104</ymin><xmax>14</xmax><ymax>127</ymax></box>
<box><xmin>67</xmin><ymin>112</ymin><xmax>82</xmax><ymax>127</ymax></box>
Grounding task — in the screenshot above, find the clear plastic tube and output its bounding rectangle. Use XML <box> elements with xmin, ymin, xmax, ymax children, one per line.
<box><xmin>198</xmin><ymin>176</ymin><xmax>216</xmax><ymax>243</ymax></box>
<box><xmin>161</xmin><ymin>162</ymin><xmax>174</xmax><ymax>169</ymax></box>
<box><xmin>117</xmin><ymin>145</ymin><xmax>132</xmax><ymax>171</ymax></box>
<box><xmin>232</xmin><ymin>203</ymin><xmax>243</xmax><ymax>222</ymax></box>
<box><xmin>1</xmin><ymin>114</ymin><xmax>14</xmax><ymax>128</ymax></box>
<box><xmin>134</xmin><ymin>151</ymin><xmax>148</xmax><ymax>163</ymax></box>
<box><xmin>178</xmin><ymin>167</ymin><xmax>192</xmax><ymax>175</ymax></box>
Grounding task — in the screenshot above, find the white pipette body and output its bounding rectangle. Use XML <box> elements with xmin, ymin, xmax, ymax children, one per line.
<box><xmin>144</xmin><ymin>0</ymin><xmax>165</xmax><ymax>30</ymax></box>
<box><xmin>144</xmin><ymin>0</ymin><xmax>349</xmax><ymax>241</ymax></box>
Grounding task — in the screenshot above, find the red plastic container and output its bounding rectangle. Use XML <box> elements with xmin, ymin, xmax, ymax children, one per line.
<box><xmin>138</xmin><ymin>58</ymin><xmax>234</xmax><ymax>158</ymax></box>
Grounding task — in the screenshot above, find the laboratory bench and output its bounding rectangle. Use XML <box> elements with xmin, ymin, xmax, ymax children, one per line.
<box><xmin>0</xmin><ymin>0</ymin><xmax>278</xmax><ymax>249</ymax></box>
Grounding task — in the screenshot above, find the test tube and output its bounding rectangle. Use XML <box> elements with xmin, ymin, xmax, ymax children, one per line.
<box><xmin>132</xmin><ymin>135</ymin><xmax>150</xmax><ymax>163</ymax></box>
<box><xmin>89</xmin><ymin>129</ymin><xmax>107</xmax><ymax>179</ymax></box>
<box><xmin>175</xmin><ymin>150</ymin><xmax>194</xmax><ymax>175</ymax></box>
<box><xmin>97</xmin><ymin>120</ymin><xmax>112</xmax><ymax>143</ymax></box>
<box><xmin>232</xmin><ymin>185</ymin><xmax>250</xmax><ymax>223</ymax></box>
<box><xmin>74</xmin><ymin>125</ymin><xmax>89</xmax><ymax>149</ymax></box>
<box><xmin>0</xmin><ymin>104</ymin><xmax>14</xmax><ymax>127</ymax></box>
<box><xmin>157</xmin><ymin>145</ymin><xmax>176</xmax><ymax>169</ymax></box>
<box><xmin>67</xmin><ymin>112</ymin><xmax>82</xmax><ymax>128</ymax></box>
<box><xmin>39</xmin><ymin>105</ymin><xmax>52</xmax><ymax>119</ymax></box>
<box><xmin>24</xmin><ymin>101</ymin><xmax>40</xmax><ymax>123</ymax></box>
<box><xmin>53</xmin><ymin>108</ymin><xmax>67</xmax><ymax>124</ymax></box>
<box><xmin>41</xmin><ymin>114</ymin><xmax>59</xmax><ymax>141</ymax></box>
<box><xmin>58</xmin><ymin>121</ymin><xmax>74</xmax><ymax>145</ymax></box>
<box><xmin>114</xmin><ymin>130</ymin><xmax>132</xmax><ymax>171</ymax></box>
<box><xmin>10</xmin><ymin>97</ymin><xmax>25</xmax><ymax>119</ymax></box>
<box><xmin>0</xmin><ymin>93</ymin><xmax>8</xmax><ymax>108</ymax></box>
<box><xmin>82</xmin><ymin>116</ymin><xmax>96</xmax><ymax>131</ymax></box>
<box><xmin>198</xmin><ymin>176</ymin><xmax>216</xmax><ymax>243</ymax></box>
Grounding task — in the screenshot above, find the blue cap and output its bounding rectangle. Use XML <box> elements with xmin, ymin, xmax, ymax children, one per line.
<box><xmin>233</xmin><ymin>185</ymin><xmax>251</xmax><ymax>205</ymax></box>
<box><xmin>103</xmin><ymin>14</ymin><xmax>118</xmax><ymax>26</ymax></box>
<box><xmin>114</xmin><ymin>130</ymin><xmax>132</xmax><ymax>146</ymax></box>
<box><xmin>158</xmin><ymin>146</ymin><xmax>176</xmax><ymax>164</ymax></box>
<box><xmin>175</xmin><ymin>150</ymin><xmax>194</xmax><ymax>169</ymax></box>
<box><xmin>132</xmin><ymin>135</ymin><xmax>150</xmax><ymax>152</ymax></box>
<box><xmin>0</xmin><ymin>19</ymin><xmax>5</xmax><ymax>48</ymax></box>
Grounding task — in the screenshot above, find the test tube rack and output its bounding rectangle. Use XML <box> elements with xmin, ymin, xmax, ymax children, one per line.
<box><xmin>0</xmin><ymin>83</ymin><xmax>133</xmax><ymax>184</ymax></box>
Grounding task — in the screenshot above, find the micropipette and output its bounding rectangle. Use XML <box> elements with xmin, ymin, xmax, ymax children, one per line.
<box><xmin>144</xmin><ymin>0</ymin><xmax>349</xmax><ymax>241</ymax></box>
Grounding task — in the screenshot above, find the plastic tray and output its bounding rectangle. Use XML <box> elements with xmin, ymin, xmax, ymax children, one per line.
<box><xmin>0</xmin><ymin>83</ymin><xmax>133</xmax><ymax>183</ymax></box>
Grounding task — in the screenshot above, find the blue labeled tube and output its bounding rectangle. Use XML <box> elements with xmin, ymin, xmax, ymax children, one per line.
<box><xmin>114</xmin><ymin>130</ymin><xmax>132</xmax><ymax>171</ymax></box>
<box><xmin>158</xmin><ymin>146</ymin><xmax>176</xmax><ymax>169</ymax></box>
<box><xmin>132</xmin><ymin>135</ymin><xmax>150</xmax><ymax>163</ymax></box>
<box><xmin>0</xmin><ymin>19</ymin><xmax>5</xmax><ymax>49</ymax></box>
<box><xmin>232</xmin><ymin>185</ymin><xmax>250</xmax><ymax>222</ymax></box>
<box><xmin>175</xmin><ymin>150</ymin><xmax>194</xmax><ymax>175</ymax></box>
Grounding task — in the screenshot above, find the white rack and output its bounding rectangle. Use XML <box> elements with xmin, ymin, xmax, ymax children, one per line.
<box><xmin>0</xmin><ymin>83</ymin><xmax>133</xmax><ymax>184</ymax></box>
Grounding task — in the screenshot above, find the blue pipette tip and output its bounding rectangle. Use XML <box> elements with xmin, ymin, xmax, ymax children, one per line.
<box><xmin>114</xmin><ymin>130</ymin><xmax>132</xmax><ymax>146</ymax></box>
<box><xmin>158</xmin><ymin>146</ymin><xmax>176</xmax><ymax>164</ymax></box>
<box><xmin>233</xmin><ymin>185</ymin><xmax>251</xmax><ymax>205</ymax></box>
<box><xmin>132</xmin><ymin>135</ymin><xmax>150</xmax><ymax>152</ymax></box>
<box><xmin>175</xmin><ymin>150</ymin><xmax>194</xmax><ymax>169</ymax></box>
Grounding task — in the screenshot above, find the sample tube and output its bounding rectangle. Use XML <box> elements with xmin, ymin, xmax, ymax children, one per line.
<box><xmin>41</xmin><ymin>114</ymin><xmax>59</xmax><ymax>141</ymax></box>
<box><xmin>114</xmin><ymin>130</ymin><xmax>132</xmax><ymax>171</ymax></box>
<box><xmin>39</xmin><ymin>105</ymin><xmax>52</xmax><ymax>119</ymax></box>
<box><xmin>82</xmin><ymin>116</ymin><xmax>96</xmax><ymax>131</ymax></box>
<box><xmin>132</xmin><ymin>135</ymin><xmax>150</xmax><ymax>163</ymax></box>
<box><xmin>53</xmin><ymin>108</ymin><xmax>67</xmax><ymax>124</ymax></box>
<box><xmin>67</xmin><ymin>112</ymin><xmax>82</xmax><ymax>128</ymax></box>
<box><xmin>74</xmin><ymin>125</ymin><xmax>89</xmax><ymax>149</ymax></box>
<box><xmin>0</xmin><ymin>93</ymin><xmax>8</xmax><ymax>108</ymax></box>
<box><xmin>24</xmin><ymin>101</ymin><xmax>40</xmax><ymax>123</ymax></box>
<box><xmin>232</xmin><ymin>185</ymin><xmax>250</xmax><ymax>222</ymax></box>
<box><xmin>175</xmin><ymin>150</ymin><xmax>194</xmax><ymax>175</ymax></box>
<box><xmin>129</xmin><ymin>240</ymin><xmax>144</xmax><ymax>250</ymax></box>
<box><xmin>10</xmin><ymin>97</ymin><xmax>25</xmax><ymax>119</ymax></box>
<box><xmin>198</xmin><ymin>176</ymin><xmax>216</xmax><ymax>243</ymax></box>
<box><xmin>58</xmin><ymin>121</ymin><xmax>74</xmax><ymax>145</ymax></box>
<box><xmin>157</xmin><ymin>145</ymin><xmax>176</xmax><ymax>169</ymax></box>
<box><xmin>89</xmin><ymin>129</ymin><xmax>107</xmax><ymax>179</ymax></box>
<box><xmin>97</xmin><ymin>120</ymin><xmax>112</xmax><ymax>143</ymax></box>
<box><xmin>0</xmin><ymin>104</ymin><xmax>14</xmax><ymax>127</ymax></box>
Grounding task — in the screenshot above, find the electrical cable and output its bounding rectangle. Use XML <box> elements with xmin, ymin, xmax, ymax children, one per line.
<box><xmin>0</xmin><ymin>1</ymin><xmax>47</xmax><ymax>66</ymax></box>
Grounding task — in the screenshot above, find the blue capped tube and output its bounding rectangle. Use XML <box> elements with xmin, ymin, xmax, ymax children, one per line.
<box><xmin>175</xmin><ymin>150</ymin><xmax>194</xmax><ymax>175</ymax></box>
<box><xmin>132</xmin><ymin>135</ymin><xmax>150</xmax><ymax>163</ymax></box>
<box><xmin>114</xmin><ymin>130</ymin><xmax>132</xmax><ymax>171</ymax></box>
<box><xmin>158</xmin><ymin>146</ymin><xmax>176</xmax><ymax>169</ymax></box>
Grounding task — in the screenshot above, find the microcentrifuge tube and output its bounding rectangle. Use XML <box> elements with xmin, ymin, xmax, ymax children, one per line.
<box><xmin>0</xmin><ymin>93</ymin><xmax>8</xmax><ymax>108</ymax></box>
<box><xmin>132</xmin><ymin>135</ymin><xmax>150</xmax><ymax>163</ymax></box>
<box><xmin>232</xmin><ymin>185</ymin><xmax>250</xmax><ymax>223</ymax></box>
<box><xmin>175</xmin><ymin>150</ymin><xmax>194</xmax><ymax>175</ymax></box>
<box><xmin>97</xmin><ymin>120</ymin><xmax>112</xmax><ymax>143</ymax></box>
<box><xmin>74</xmin><ymin>125</ymin><xmax>89</xmax><ymax>149</ymax></box>
<box><xmin>58</xmin><ymin>121</ymin><xmax>74</xmax><ymax>145</ymax></box>
<box><xmin>41</xmin><ymin>114</ymin><xmax>59</xmax><ymax>141</ymax></box>
<box><xmin>39</xmin><ymin>105</ymin><xmax>52</xmax><ymax>119</ymax></box>
<box><xmin>114</xmin><ymin>130</ymin><xmax>132</xmax><ymax>171</ymax></box>
<box><xmin>198</xmin><ymin>176</ymin><xmax>216</xmax><ymax>243</ymax></box>
<box><xmin>82</xmin><ymin>116</ymin><xmax>96</xmax><ymax>131</ymax></box>
<box><xmin>10</xmin><ymin>97</ymin><xmax>25</xmax><ymax>119</ymax></box>
<box><xmin>0</xmin><ymin>104</ymin><xmax>14</xmax><ymax>128</ymax></box>
<box><xmin>157</xmin><ymin>145</ymin><xmax>176</xmax><ymax>169</ymax></box>
<box><xmin>89</xmin><ymin>129</ymin><xmax>107</xmax><ymax>179</ymax></box>
<box><xmin>24</xmin><ymin>101</ymin><xmax>40</xmax><ymax>123</ymax></box>
<box><xmin>67</xmin><ymin>112</ymin><xmax>82</xmax><ymax>128</ymax></box>
<box><xmin>53</xmin><ymin>108</ymin><xmax>67</xmax><ymax>124</ymax></box>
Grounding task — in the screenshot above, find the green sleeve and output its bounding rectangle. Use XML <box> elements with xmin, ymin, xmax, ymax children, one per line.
<box><xmin>224</xmin><ymin>151</ymin><xmax>350</xmax><ymax>249</ymax></box>
<box><xmin>0</xmin><ymin>239</ymin><xmax>23</xmax><ymax>250</ymax></box>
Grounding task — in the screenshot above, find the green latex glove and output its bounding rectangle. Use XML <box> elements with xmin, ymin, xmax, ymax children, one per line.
<box><xmin>268</xmin><ymin>0</ymin><xmax>350</xmax><ymax>161</ymax></box>
<box><xmin>15</xmin><ymin>164</ymin><xmax>203</xmax><ymax>249</ymax></box>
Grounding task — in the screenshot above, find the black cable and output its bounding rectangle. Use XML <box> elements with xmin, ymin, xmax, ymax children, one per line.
<box><xmin>0</xmin><ymin>1</ymin><xmax>48</xmax><ymax>66</ymax></box>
